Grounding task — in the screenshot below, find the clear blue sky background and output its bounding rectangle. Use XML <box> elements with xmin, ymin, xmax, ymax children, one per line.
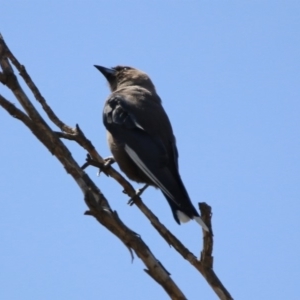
<box><xmin>1</xmin><ymin>2</ymin><xmax>299</xmax><ymax>300</ymax></box>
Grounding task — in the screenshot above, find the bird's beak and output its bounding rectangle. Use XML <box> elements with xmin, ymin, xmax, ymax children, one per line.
<box><xmin>94</xmin><ymin>65</ymin><xmax>116</xmax><ymax>81</ymax></box>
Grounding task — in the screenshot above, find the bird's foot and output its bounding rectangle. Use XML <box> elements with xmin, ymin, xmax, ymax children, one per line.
<box><xmin>81</xmin><ymin>154</ymin><xmax>115</xmax><ymax>175</ymax></box>
<box><xmin>128</xmin><ymin>184</ymin><xmax>149</xmax><ymax>206</ymax></box>
<box><xmin>96</xmin><ymin>156</ymin><xmax>115</xmax><ymax>176</ymax></box>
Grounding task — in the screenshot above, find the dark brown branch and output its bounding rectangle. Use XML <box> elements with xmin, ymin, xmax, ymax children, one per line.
<box><xmin>0</xmin><ymin>34</ymin><xmax>233</xmax><ymax>300</ymax></box>
<box><xmin>0</xmin><ymin>71</ymin><xmax>6</xmax><ymax>82</ymax></box>
<box><xmin>200</xmin><ymin>203</ymin><xmax>214</xmax><ymax>267</ymax></box>
<box><xmin>0</xmin><ymin>34</ymin><xmax>187</xmax><ymax>300</ymax></box>
<box><xmin>57</xmin><ymin>121</ymin><xmax>233</xmax><ymax>300</ymax></box>
<box><xmin>57</xmin><ymin>123</ymin><xmax>233</xmax><ymax>299</ymax></box>
<box><xmin>0</xmin><ymin>94</ymin><xmax>33</xmax><ymax>127</ymax></box>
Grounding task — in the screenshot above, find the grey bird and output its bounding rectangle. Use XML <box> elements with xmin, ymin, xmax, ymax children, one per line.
<box><xmin>95</xmin><ymin>65</ymin><xmax>208</xmax><ymax>231</ymax></box>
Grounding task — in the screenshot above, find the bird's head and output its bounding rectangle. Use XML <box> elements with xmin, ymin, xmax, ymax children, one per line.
<box><xmin>94</xmin><ymin>65</ymin><xmax>156</xmax><ymax>92</ymax></box>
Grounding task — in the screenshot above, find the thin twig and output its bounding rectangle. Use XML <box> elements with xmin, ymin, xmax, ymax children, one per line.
<box><xmin>1</xmin><ymin>35</ymin><xmax>74</xmax><ymax>134</ymax></box>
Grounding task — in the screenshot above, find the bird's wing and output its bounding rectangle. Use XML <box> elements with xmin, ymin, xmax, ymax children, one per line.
<box><xmin>103</xmin><ymin>95</ymin><xmax>145</xmax><ymax>131</ymax></box>
<box><xmin>103</xmin><ymin>93</ymin><xmax>180</xmax><ymax>204</ymax></box>
<box><xmin>110</xmin><ymin>91</ymin><xmax>179</xmax><ymax>171</ymax></box>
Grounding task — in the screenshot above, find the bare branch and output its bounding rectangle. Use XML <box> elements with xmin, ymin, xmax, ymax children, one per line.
<box><xmin>57</xmin><ymin>122</ymin><xmax>233</xmax><ymax>299</ymax></box>
<box><xmin>0</xmin><ymin>34</ymin><xmax>187</xmax><ymax>300</ymax></box>
<box><xmin>0</xmin><ymin>33</ymin><xmax>233</xmax><ymax>300</ymax></box>
<box><xmin>0</xmin><ymin>94</ymin><xmax>33</xmax><ymax>127</ymax></box>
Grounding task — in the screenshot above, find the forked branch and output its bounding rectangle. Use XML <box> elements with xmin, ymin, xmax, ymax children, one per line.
<box><xmin>0</xmin><ymin>34</ymin><xmax>233</xmax><ymax>300</ymax></box>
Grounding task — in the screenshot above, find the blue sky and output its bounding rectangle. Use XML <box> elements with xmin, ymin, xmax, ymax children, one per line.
<box><xmin>1</xmin><ymin>2</ymin><xmax>299</xmax><ymax>299</ymax></box>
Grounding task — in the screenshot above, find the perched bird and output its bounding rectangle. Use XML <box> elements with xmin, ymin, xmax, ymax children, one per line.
<box><xmin>95</xmin><ymin>65</ymin><xmax>208</xmax><ymax>231</ymax></box>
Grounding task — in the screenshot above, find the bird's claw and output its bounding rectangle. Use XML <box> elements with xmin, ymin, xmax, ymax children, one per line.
<box><xmin>81</xmin><ymin>154</ymin><xmax>115</xmax><ymax>176</ymax></box>
<box><xmin>128</xmin><ymin>184</ymin><xmax>149</xmax><ymax>206</ymax></box>
<box><xmin>95</xmin><ymin>156</ymin><xmax>115</xmax><ymax>176</ymax></box>
<box><xmin>103</xmin><ymin>156</ymin><xmax>115</xmax><ymax>167</ymax></box>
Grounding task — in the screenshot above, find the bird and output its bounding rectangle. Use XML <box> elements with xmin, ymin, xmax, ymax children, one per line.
<box><xmin>95</xmin><ymin>65</ymin><xmax>208</xmax><ymax>231</ymax></box>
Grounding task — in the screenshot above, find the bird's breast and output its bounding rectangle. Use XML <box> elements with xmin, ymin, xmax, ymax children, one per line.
<box><xmin>106</xmin><ymin>131</ymin><xmax>155</xmax><ymax>186</ymax></box>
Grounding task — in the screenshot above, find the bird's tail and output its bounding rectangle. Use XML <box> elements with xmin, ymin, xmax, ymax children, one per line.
<box><xmin>194</xmin><ymin>216</ymin><xmax>209</xmax><ymax>231</ymax></box>
<box><xmin>162</xmin><ymin>192</ymin><xmax>209</xmax><ymax>231</ymax></box>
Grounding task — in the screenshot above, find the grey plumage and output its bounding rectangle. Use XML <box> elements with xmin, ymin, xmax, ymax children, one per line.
<box><xmin>95</xmin><ymin>65</ymin><xmax>208</xmax><ymax>231</ymax></box>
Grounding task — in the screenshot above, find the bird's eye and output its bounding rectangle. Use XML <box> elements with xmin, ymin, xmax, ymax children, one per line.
<box><xmin>123</xmin><ymin>67</ymin><xmax>128</xmax><ymax>71</ymax></box>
